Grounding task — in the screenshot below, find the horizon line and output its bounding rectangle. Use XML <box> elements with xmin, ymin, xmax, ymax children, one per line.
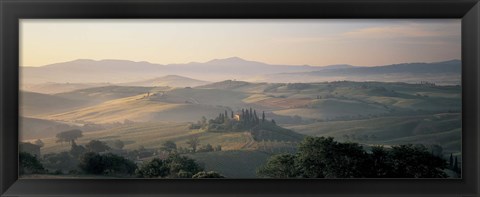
<box><xmin>21</xmin><ymin>57</ymin><xmax>462</xmax><ymax>68</ymax></box>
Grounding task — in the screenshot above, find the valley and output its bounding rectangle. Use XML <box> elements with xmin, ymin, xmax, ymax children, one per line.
<box><xmin>20</xmin><ymin>74</ymin><xmax>462</xmax><ymax>177</ymax></box>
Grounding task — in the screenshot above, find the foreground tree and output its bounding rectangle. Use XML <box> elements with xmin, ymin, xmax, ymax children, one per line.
<box><xmin>192</xmin><ymin>171</ymin><xmax>225</xmax><ymax>178</ymax></box>
<box><xmin>136</xmin><ymin>154</ymin><xmax>203</xmax><ymax>178</ymax></box>
<box><xmin>79</xmin><ymin>152</ymin><xmax>136</xmax><ymax>176</ymax></box>
<box><xmin>165</xmin><ymin>154</ymin><xmax>203</xmax><ymax>178</ymax></box>
<box><xmin>43</xmin><ymin>151</ymin><xmax>78</xmax><ymax>174</ymax></box>
<box><xmin>19</xmin><ymin>152</ymin><xmax>45</xmax><ymax>175</ymax></box>
<box><xmin>56</xmin><ymin>129</ymin><xmax>83</xmax><ymax>144</ymax></box>
<box><xmin>259</xmin><ymin>137</ymin><xmax>448</xmax><ymax>178</ymax></box>
<box><xmin>387</xmin><ymin>144</ymin><xmax>447</xmax><ymax>178</ymax></box>
<box><xmin>257</xmin><ymin>154</ymin><xmax>299</xmax><ymax>178</ymax></box>
<box><xmin>136</xmin><ymin>158</ymin><xmax>169</xmax><ymax>178</ymax></box>
<box><xmin>296</xmin><ymin>137</ymin><xmax>370</xmax><ymax>178</ymax></box>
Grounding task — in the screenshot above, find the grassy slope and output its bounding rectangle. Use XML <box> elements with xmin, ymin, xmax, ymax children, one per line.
<box><xmin>20</xmin><ymin>117</ymin><xmax>82</xmax><ymax>140</ymax></box>
<box><xmin>20</xmin><ymin>91</ymin><xmax>91</xmax><ymax>116</ymax></box>
<box><xmin>286</xmin><ymin>113</ymin><xmax>461</xmax><ymax>153</ymax></box>
<box><xmin>39</xmin><ymin>122</ymin><xmax>254</xmax><ymax>154</ymax></box>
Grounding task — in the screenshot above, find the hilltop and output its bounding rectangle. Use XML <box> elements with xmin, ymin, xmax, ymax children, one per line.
<box><xmin>121</xmin><ymin>75</ymin><xmax>210</xmax><ymax>88</ymax></box>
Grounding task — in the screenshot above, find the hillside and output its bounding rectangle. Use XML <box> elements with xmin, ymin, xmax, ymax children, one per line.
<box><xmin>120</xmin><ymin>75</ymin><xmax>210</xmax><ymax>88</ymax></box>
<box><xmin>286</xmin><ymin>113</ymin><xmax>461</xmax><ymax>154</ymax></box>
<box><xmin>37</xmin><ymin>121</ymin><xmax>256</xmax><ymax>154</ymax></box>
<box><xmin>20</xmin><ymin>91</ymin><xmax>91</xmax><ymax>116</ymax></box>
<box><xmin>21</xmin><ymin>82</ymin><xmax>111</xmax><ymax>94</ymax></box>
<box><xmin>54</xmin><ymin>86</ymin><xmax>162</xmax><ymax>103</ymax></box>
<box><xmin>44</xmin><ymin>93</ymin><xmax>233</xmax><ymax>124</ymax></box>
<box><xmin>20</xmin><ymin>117</ymin><xmax>80</xmax><ymax>140</ymax></box>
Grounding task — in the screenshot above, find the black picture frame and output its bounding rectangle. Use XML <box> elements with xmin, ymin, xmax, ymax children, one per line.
<box><xmin>1</xmin><ymin>0</ymin><xmax>479</xmax><ymax>196</ymax></box>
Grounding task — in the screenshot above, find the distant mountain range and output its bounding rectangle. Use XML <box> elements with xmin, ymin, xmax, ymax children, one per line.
<box><xmin>22</xmin><ymin>57</ymin><xmax>461</xmax><ymax>85</ymax></box>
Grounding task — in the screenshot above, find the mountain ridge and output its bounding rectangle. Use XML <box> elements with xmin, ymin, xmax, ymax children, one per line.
<box><xmin>22</xmin><ymin>57</ymin><xmax>461</xmax><ymax>84</ymax></box>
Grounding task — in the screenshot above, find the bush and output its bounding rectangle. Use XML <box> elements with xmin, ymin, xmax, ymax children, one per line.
<box><xmin>192</xmin><ymin>171</ymin><xmax>225</xmax><ymax>178</ymax></box>
<box><xmin>258</xmin><ymin>137</ymin><xmax>448</xmax><ymax>178</ymax></box>
<box><xmin>136</xmin><ymin>154</ymin><xmax>203</xmax><ymax>178</ymax></box>
<box><xmin>136</xmin><ymin>158</ymin><xmax>169</xmax><ymax>178</ymax></box>
<box><xmin>79</xmin><ymin>152</ymin><xmax>137</xmax><ymax>176</ymax></box>
<box><xmin>43</xmin><ymin>152</ymin><xmax>78</xmax><ymax>174</ymax></box>
<box><xmin>19</xmin><ymin>152</ymin><xmax>45</xmax><ymax>175</ymax></box>
<box><xmin>257</xmin><ymin>154</ymin><xmax>299</xmax><ymax>178</ymax></box>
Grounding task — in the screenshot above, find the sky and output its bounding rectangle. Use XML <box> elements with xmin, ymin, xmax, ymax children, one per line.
<box><xmin>20</xmin><ymin>19</ymin><xmax>461</xmax><ymax>67</ymax></box>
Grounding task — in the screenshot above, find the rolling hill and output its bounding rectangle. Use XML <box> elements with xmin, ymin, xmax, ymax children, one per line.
<box><xmin>54</xmin><ymin>85</ymin><xmax>160</xmax><ymax>103</ymax></box>
<box><xmin>121</xmin><ymin>75</ymin><xmax>210</xmax><ymax>87</ymax></box>
<box><xmin>264</xmin><ymin>60</ymin><xmax>461</xmax><ymax>85</ymax></box>
<box><xmin>20</xmin><ymin>91</ymin><xmax>91</xmax><ymax>116</ymax></box>
<box><xmin>21</xmin><ymin>82</ymin><xmax>111</xmax><ymax>94</ymax></box>
<box><xmin>20</xmin><ymin>117</ymin><xmax>80</xmax><ymax>140</ymax></box>
<box><xmin>44</xmin><ymin>94</ymin><xmax>232</xmax><ymax>124</ymax></box>
<box><xmin>286</xmin><ymin>113</ymin><xmax>461</xmax><ymax>153</ymax></box>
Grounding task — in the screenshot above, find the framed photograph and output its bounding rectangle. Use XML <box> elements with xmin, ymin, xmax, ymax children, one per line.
<box><xmin>1</xmin><ymin>0</ymin><xmax>479</xmax><ymax>196</ymax></box>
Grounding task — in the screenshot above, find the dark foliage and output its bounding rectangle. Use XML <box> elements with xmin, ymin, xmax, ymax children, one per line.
<box><xmin>56</xmin><ymin>129</ymin><xmax>83</xmax><ymax>144</ymax></box>
<box><xmin>85</xmin><ymin>140</ymin><xmax>112</xmax><ymax>153</ymax></box>
<box><xmin>43</xmin><ymin>151</ymin><xmax>79</xmax><ymax>174</ymax></box>
<box><xmin>257</xmin><ymin>154</ymin><xmax>299</xmax><ymax>178</ymax></box>
<box><xmin>259</xmin><ymin>137</ymin><xmax>448</xmax><ymax>178</ymax></box>
<box><xmin>19</xmin><ymin>152</ymin><xmax>46</xmax><ymax>175</ymax></box>
<box><xmin>135</xmin><ymin>158</ymin><xmax>169</xmax><ymax>178</ymax></box>
<box><xmin>192</xmin><ymin>171</ymin><xmax>225</xmax><ymax>178</ymax></box>
<box><xmin>136</xmin><ymin>154</ymin><xmax>203</xmax><ymax>178</ymax></box>
<box><xmin>79</xmin><ymin>152</ymin><xmax>137</xmax><ymax>176</ymax></box>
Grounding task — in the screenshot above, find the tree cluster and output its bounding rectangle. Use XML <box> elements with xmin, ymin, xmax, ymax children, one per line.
<box><xmin>258</xmin><ymin>137</ymin><xmax>448</xmax><ymax>178</ymax></box>
<box><xmin>135</xmin><ymin>154</ymin><xmax>222</xmax><ymax>178</ymax></box>
<box><xmin>79</xmin><ymin>152</ymin><xmax>137</xmax><ymax>176</ymax></box>
<box><xmin>55</xmin><ymin>129</ymin><xmax>83</xmax><ymax>144</ymax></box>
<box><xmin>192</xmin><ymin>108</ymin><xmax>275</xmax><ymax>133</ymax></box>
<box><xmin>19</xmin><ymin>152</ymin><xmax>46</xmax><ymax>175</ymax></box>
<box><xmin>449</xmin><ymin>153</ymin><xmax>460</xmax><ymax>173</ymax></box>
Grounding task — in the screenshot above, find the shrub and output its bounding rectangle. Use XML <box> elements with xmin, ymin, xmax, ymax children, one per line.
<box><xmin>79</xmin><ymin>152</ymin><xmax>137</xmax><ymax>176</ymax></box>
<box><xmin>19</xmin><ymin>152</ymin><xmax>45</xmax><ymax>175</ymax></box>
<box><xmin>192</xmin><ymin>171</ymin><xmax>225</xmax><ymax>178</ymax></box>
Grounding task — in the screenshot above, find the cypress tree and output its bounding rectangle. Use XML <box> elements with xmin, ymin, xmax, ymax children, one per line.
<box><xmin>449</xmin><ymin>153</ymin><xmax>454</xmax><ymax>169</ymax></box>
<box><xmin>454</xmin><ymin>156</ymin><xmax>459</xmax><ymax>172</ymax></box>
<box><xmin>249</xmin><ymin>108</ymin><xmax>253</xmax><ymax>121</ymax></box>
<box><xmin>262</xmin><ymin>111</ymin><xmax>266</xmax><ymax>122</ymax></box>
<box><xmin>242</xmin><ymin>109</ymin><xmax>245</xmax><ymax>120</ymax></box>
<box><xmin>231</xmin><ymin>111</ymin><xmax>234</xmax><ymax>119</ymax></box>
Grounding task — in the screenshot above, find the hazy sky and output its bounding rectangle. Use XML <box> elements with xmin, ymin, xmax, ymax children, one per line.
<box><xmin>20</xmin><ymin>19</ymin><xmax>461</xmax><ymax>67</ymax></box>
